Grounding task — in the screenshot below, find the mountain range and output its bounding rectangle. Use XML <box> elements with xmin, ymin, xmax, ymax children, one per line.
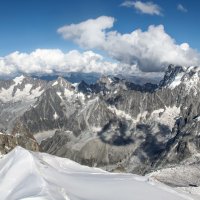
<box><xmin>1</xmin><ymin>64</ymin><xmax>200</xmax><ymax>190</ymax></box>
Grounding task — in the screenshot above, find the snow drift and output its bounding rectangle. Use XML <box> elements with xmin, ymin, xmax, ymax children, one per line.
<box><xmin>0</xmin><ymin>146</ymin><xmax>197</xmax><ymax>200</ymax></box>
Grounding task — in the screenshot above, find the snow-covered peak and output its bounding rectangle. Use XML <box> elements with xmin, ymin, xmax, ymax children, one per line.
<box><xmin>0</xmin><ymin>146</ymin><xmax>196</xmax><ymax>200</ymax></box>
<box><xmin>52</xmin><ymin>80</ymin><xmax>58</xmax><ymax>86</ymax></box>
<box><xmin>51</xmin><ymin>76</ymin><xmax>74</xmax><ymax>90</ymax></box>
<box><xmin>0</xmin><ymin>75</ymin><xmax>45</xmax><ymax>103</ymax></box>
<box><xmin>159</xmin><ymin>65</ymin><xmax>185</xmax><ymax>88</ymax></box>
<box><xmin>48</xmin><ymin>77</ymin><xmax>88</xmax><ymax>103</ymax></box>
<box><xmin>160</xmin><ymin>65</ymin><xmax>200</xmax><ymax>94</ymax></box>
<box><xmin>57</xmin><ymin>76</ymin><xmax>73</xmax><ymax>88</ymax></box>
<box><xmin>168</xmin><ymin>71</ymin><xmax>185</xmax><ymax>89</ymax></box>
<box><xmin>13</xmin><ymin>75</ymin><xmax>25</xmax><ymax>85</ymax></box>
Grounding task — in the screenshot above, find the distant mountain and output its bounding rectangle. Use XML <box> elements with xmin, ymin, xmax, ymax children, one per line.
<box><xmin>32</xmin><ymin>72</ymin><xmax>101</xmax><ymax>84</ymax></box>
<box><xmin>1</xmin><ymin>65</ymin><xmax>200</xmax><ymax>181</ymax></box>
<box><xmin>116</xmin><ymin>73</ymin><xmax>163</xmax><ymax>85</ymax></box>
<box><xmin>32</xmin><ymin>71</ymin><xmax>163</xmax><ymax>85</ymax></box>
<box><xmin>0</xmin><ymin>75</ymin><xmax>47</xmax><ymax>133</ymax></box>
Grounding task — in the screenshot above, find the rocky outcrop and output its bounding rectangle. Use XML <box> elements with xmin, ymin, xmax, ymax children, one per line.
<box><xmin>0</xmin><ymin>133</ymin><xmax>39</xmax><ymax>155</ymax></box>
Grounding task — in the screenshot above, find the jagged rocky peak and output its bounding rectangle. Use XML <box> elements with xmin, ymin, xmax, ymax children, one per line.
<box><xmin>98</xmin><ymin>74</ymin><xmax>158</xmax><ymax>93</ymax></box>
<box><xmin>159</xmin><ymin>64</ymin><xmax>185</xmax><ymax>87</ymax></box>
<box><xmin>0</xmin><ymin>132</ymin><xmax>40</xmax><ymax>155</ymax></box>
<box><xmin>0</xmin><ymin>121</ymin><xmax>40</xmax><ymax>155</ymax></box>
<box><xmin>159</xmin><ymin>65</ymin><xmax>200</xmax><ymax>91</ymax></box>
<box><xmin>77</xmin><ymin>80</ymin><xmax>92</xmax><ymax>94</ymax></box>
<box><xmin>51</xmin><ymin>76</ymin><xmax>75</xmax><ymax>90</ymax></box>
<box><xmin>0</xmin><ymin>74</ymin><xmax>47</xmax><ymax>90</ymax></box>
<box><xmin>14</xmin><ymin>75</ymin><xmax>47</xmax><ymax>92</ymax></box>
<box><xmin>95</xmin><ymin>75</ymin><xmax>128</xmax><ymax>93</ymax></box>
<box><xmin>11</xmin><ymin>75</ymin><xmax>46</xmax><ymax>87</ymax></box>
<box><xmin>98</xmin><ymin>75</ymin><xmax>114</xmax><ymax>85</ymax></box>
<box><xmin>0</xmin><ymin>75</ymin><xmax>26</xmax><ymax>90</ymax></box>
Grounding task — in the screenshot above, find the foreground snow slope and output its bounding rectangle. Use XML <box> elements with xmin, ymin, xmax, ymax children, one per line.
<box><xmin>0</xmin><ymin>147</ymin><xmax>196</xmax><ymax>200</ymax></box>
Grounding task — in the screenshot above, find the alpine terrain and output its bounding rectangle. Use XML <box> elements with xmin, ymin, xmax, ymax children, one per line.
<box><xmin>1</xmin><ymin>65</ymin><xmax>200</xmax><ymax>198</ymax></box>
<box><xmin>0</xmin><ymin>146</ymin><xmax>197</xmax><ymax>200</ymax></box>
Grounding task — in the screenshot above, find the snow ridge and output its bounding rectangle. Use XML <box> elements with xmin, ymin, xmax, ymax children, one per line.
<box><xmin>0</xmin><ymin>147</ymin><xmax>196</xmax><ymax>200</ymax></box>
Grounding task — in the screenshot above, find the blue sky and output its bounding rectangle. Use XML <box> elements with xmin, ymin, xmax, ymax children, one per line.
<box><xmin>0</xmin><ymin>0</ymin><xmax>199</xmax><ymax>76</ymax></box>
<box><xmin>0</xmin><ymin>0</ymin><xmax>199</xmax><ymax>55</ymax></box>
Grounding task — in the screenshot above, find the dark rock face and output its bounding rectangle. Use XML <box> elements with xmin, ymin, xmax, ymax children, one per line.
<box><xmin>0</xmin><ymin>120</ymin><xmax>40</xmax><ymax>155</ymax></box>
<box><xmin>78</xmin><ymin>80</ymin><xmax>92</xmax><ymax>94</ymax></box>
<box><xmin>1</xmin><ymin>65</ymin><xmax>200</xmax><ymax>175</ymax></box>
<box><xmin>159</xmin><ymin>64</ymin><xmax>185</xmax><ymax>87</ymax></box>
<box><xmin>0</xmin><ymin>133</ymin><xmax>39</xmax><ymax>155</ymax></box>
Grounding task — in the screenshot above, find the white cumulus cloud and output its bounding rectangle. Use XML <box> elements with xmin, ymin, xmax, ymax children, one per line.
<box><xmin>0</xmin><ymin>49</ymin><xmax>125</xmax><ymax>76</ymax></box>
<box><xmin>121</xmin><ymin>1</ymin><xmax>162</xmax><ymax>16</ymax></box>
<box><xmin>58</xmin><ymin>16</ymin><xmax>200</xmax><ymax>72</ymax></box>
<box><xmin>57</xmin><ymin>16</ymin><xmax>115</xmax><ymax>49</ymax></box>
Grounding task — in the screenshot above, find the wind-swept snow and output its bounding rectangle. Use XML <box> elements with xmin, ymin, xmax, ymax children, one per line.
<box><xmin>0</xmin><ymin>147</ymin><xmax>197</xmax><ymax>200</ymax></box>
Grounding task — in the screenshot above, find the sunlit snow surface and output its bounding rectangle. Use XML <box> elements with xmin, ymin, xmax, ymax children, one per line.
<box><xmin>0</xmin><ymin>147</ymin><xmax>197</xmax><ymax>200</ymax></box>
<box><xmin>0</xmin><ymin>75</ymin><xmax>44</xmax><ymax>102</ymax></box>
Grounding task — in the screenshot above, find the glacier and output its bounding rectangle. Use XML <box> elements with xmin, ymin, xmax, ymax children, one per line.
<box><xmin>0</xmin><ymin>146</ymin><xmax>197</xmax><ymax>200</ymax></box>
